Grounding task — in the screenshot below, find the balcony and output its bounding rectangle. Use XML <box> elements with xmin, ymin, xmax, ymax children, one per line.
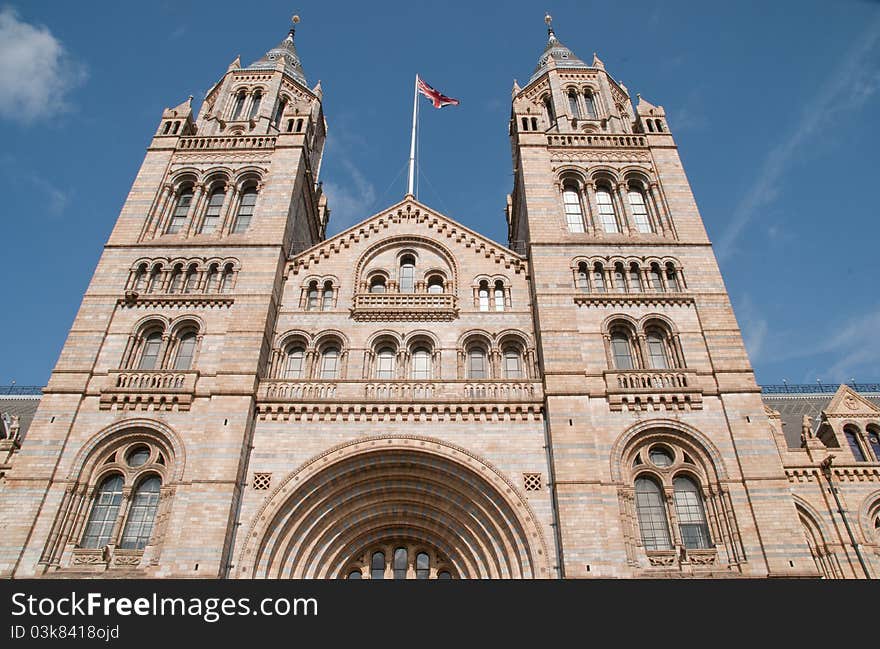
<box><xmin>259</xmin><ymin>379</ymin><xmax>542</xmax><ymax>404</ymax></box>
<box><xmin>99</xmin><ymin>370</ymin><xmax>199</xmax><ymax>411</ymax></box>
<box><xmin>350</xmin><ymin>293</ymin><xmax>458</xmax><ymax>321</ymax></box>
<box><xmin>603</xmin><ymin>369</ymin><xmax>702</xmax><ymax>412</ymax></box>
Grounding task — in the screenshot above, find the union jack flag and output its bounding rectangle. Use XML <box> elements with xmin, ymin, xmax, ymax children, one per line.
<box><xmin>416</xmin><ymin>75</ymin><xmax>460</xmax><ymax>108</ymax></box>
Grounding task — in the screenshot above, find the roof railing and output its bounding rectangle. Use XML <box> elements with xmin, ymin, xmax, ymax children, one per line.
<box><xmin>760</xmin><ymin>383</ymin><xmax>880</xmax><ymax>395</ymax></box>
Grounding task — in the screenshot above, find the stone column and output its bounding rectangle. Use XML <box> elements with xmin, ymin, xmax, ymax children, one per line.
<box><xmin>583</xmin><ymin>181</ymin><xmax>599</xmax><ymax>235</ymax></box>
<box><xmin>148</xmin><ymin>184</ymin><xmax>174</xmax><ymax>238</ymax></box>
<box><xmin>220</xmin><ymin>184</ymin><xmax>239</xmax><ymax>235</ymax></box>
<box><xmin>182</xmin><ymin>183</ymin><xmax>205</xmax><ymax>237</ymax></box>
<box><xmin>615</xmin><ymin>183</ymin><xmax>635</xmax><ymax>234</ymax></box>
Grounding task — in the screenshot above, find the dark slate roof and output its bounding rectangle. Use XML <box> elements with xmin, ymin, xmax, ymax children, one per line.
<box><xmin>247</xmin><ymin>27</ymin><xmax>306</xmax><ymax>86</ymax></box>
<box><xmin>761</xmin><ymin>386</ymin><xmax>880</xmax><ymax>449</ymax></box>
<box><xmin>0</xmin><ymin>394</ymin><xmax>41</xmax><ymax>442</ymax></box>
<box><xmin>530</xmin><ymin>29</ymin><xmax>588</xmax><ymax>83</ymax></box>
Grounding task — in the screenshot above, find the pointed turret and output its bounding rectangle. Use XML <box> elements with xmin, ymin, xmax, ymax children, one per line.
<box><xmin>247</xmin><ymin>15</ymin><xmax>307</xmax><ymax>86</ymax></box>
<box><xmin>529</xmin><ymin>13</ymin><xmax>588</xmax><ymax>83</ymax></box>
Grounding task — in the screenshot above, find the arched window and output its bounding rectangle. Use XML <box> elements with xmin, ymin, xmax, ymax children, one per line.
<box><xmin>369</xmin><ymin>275</ymin><xmax>386</xmax><ymax>293</ymax></box>
<box><xmin>133</xmin><ymin>264</ymin><xmax>148</xmax><ymax>292</ymax></box>
<box><xmin>634</xmin><ymin>476</ymin><xmax>672</xmax><ymax>551</ymax></box>
<box><xmin>593</xmin><ymin>263</ymin><xmax>606</xmax><ymax>293</ymax></box>
<box><xmin>673</xmin><ymin>476</ymin><xmax>711</xmax><ymax>549</ymax></box>
<box><xmin>531</xmin><ymin>117</ymin><xmax>538</xmax><ymax>131</ymax></box>
<box><xmin>494</xmin><ymin>281</ymin><xmax>506</xmax><ymax>312</ymax></box>
<box><xmin>478</xmin><ymin>281</ymin><xmax>490</xmax><ymax>312</ymax></box>
<box><xmin>206</xmin><ymin>264</ymin><xmax>220</xmax><ymax>292</ymax></box>
<box><xmin>502</xmin><ymin>346</ymin><xmax>524</xmax><ymax>379</ymax></box>
<box><xmin>147</xmin><ymin>266</ymin><xmax>163</xmax><ymax>293</ymax></box>
<box><xmin>322</xmin><ymin>281</ymin><xmax>334</xmax><ymax>310</ymax></box>
<box><xmin>562</xmin><ymin>182</ymin><xmax>585</xmax><ymax>233</ymax></box>
<box><xmin>610</xmin><ymin>329</ymin><xmax>635</xmax><ymax>370</ymax></box>
<box><xmin>273</xmin><ymin>97</ymin><xmax>287</xmax><ymax>126</ymax></box>
<box><xmin>613</xmin><ymin>263</ymin><xmax>626</xmax><ymax>293</ymax></box>
<box><xmin>628</xmin><ymin>186</ymin><xmax>652</xmax><ymax>233</ymax></box>
<box><xmin>219</xmin><ymin>264</ymin><xmax>234</xmax><ymax>293</ymax></box>
<box><xmin>411</xmin><ymin>347</ymin><xmax>432</xmax><ymax>380</ymax></box>
<box><xmin>629</xmin><ymin>263</ymin><xmax>643</xmax><ymax>292</ymax></box>
<box><xmin>393</xmin><ymin>547</ymin><xmax>408</xmax><ymax>579</ymax></box>
<box><xmin>320</xmin><ymin>346</ymin><xmax>340</xmax><ymax>379</ymax></box>
<box><xmin>595</xmin><ymin>186</ymin><xmax>619</xmax><ymax>233</ymax></box>
<box><xmin>543</xmin><ymin>95</ymin><xmax>555</xmax><ymax>123</ymax></box>
<box><xmin>347</xmin><ymin>570</ymin><xmax>362</xmax><ymax>580</ymax></box>
<box><xmin>647</xmin><ymin>119</ymin><xmax>655</xmax><ymax>133</ymax></box>
<box><xmin>665</xmin><ymin>263</ymin><xmax>680</xmax><ymax>292</ymax></box>
<box><xmin>376</xmin><ymin>346</ymin><xmax>396</xmax><ymax>379</ymax></box>
<box><xmin>371</xmin><ymin>551</ymin><xmax>385</xmax><ymax>580</ymax></box>
<box><xmin>81</xmin><ymin>474</ymin><xmax>124</xmax><ymax>548</ymax></box>
<box><xmin>183</xmin><ymin>265</ymin><xmax>198</xmax><ymax>293</ymax></box>
<box><xmin>399</xmin><ymin>255</ymin><xmax>415</xmax><ymax>293</ymax></box>
<box><xmin>576</xmin><ymin>262</ymin><xmax>590</xmax><ymax>292</ymax></box>
<box><xmin>249</xmin><ymin>90</ymin><xmax>262</xmax><ymax>119</ymax></box>
<box><xmin>583</xmin><ymin>91</ymin><xmax>597</xmax><ymax>119</ymax></box>
<box><xmin>231</xmin><ymin>90</ymin><xmax>246</xmax><ymax>120</ymax></box>
<box><xmin>867</xmin><ymin>426</ymin><xmax>880</xmax><ymax>461</ymax></box>
<box><xmin>138</xmin><ymin>332</ymin><xmax>163</xmax><ymax>370</ymax></box>
<box><xmin>284</xmin><ymin>346</ymin><xmax>306</xmax><ymax>379</ymax></box>
<box><xmin>568</xmin><ymin>90</ymin><xmax>581</xmax><ymax>117</ymax></box>
<box><xmin>467</xmin><ymin>346</ymin><xmax>488</xmax><ymax>379</ymax></box>
<box><xmin>427</xmin><ymin>275</ymin><xmax>444</xmax><ymax>294</ymax></box>
<box><xmin>119</xmin><ymin>476</ymin><xmax>161</xmax><ymax>550</ymax></box>
<box><xmin>306</xmin><ymin>281</ymin><xmax>319</xmax><ymax>310</ymax></box>
<box><xmin>437</xmin><ymin>571</ymin><xmax>452</xmax><ymax>579</ymax></box>
<box><xmin>844</xmin><ymin>426</ymin><xmax>867</xmax><ymax>462</ymax></box>
<box><xmin>168</xmin><ymin>265</ymin><xmax>184</xmax><ymax>293</ymax></box>
<box><xmin>649</xmin><ymin>263</ymin><xmax>664</xmax><ymax>292</ymax></box>
<box><xmin>172</xmin><ymin>331</ymin><xmax>197</xmax><ymax>370</ymax></box>
<box><xmin>646</xmin><ymin>330</ymin><xmax>670</xmax><ymax>370</ymax></box>
<box><xmin>200</xmin><ymin>186</ymin><xmax>225</xmax><ymax>234</ymax></box>
<box><xmin>521</xmin><ymin>116</ymin><xmax>529</xmax><ymax>131</ymax></box>
<box><xmin>416</xmin><ymin>552</ymin><xmax>430</xmax><ymax>580</ymax></box>
<box><xmin>232</xmin><ymin>185</ymin><xmax>257</xmax><ymax>233</ymax></box>
<box><xmin>166</xmin><ymin>186</ymin><xmax>193</xmax><ymax>234</ymax></box>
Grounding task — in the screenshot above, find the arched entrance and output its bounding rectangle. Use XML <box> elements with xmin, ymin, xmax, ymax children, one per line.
<box><xmin>237</xmin><ymin>436</ymin><xmax>549</xmax><ymax>579</ymax></box>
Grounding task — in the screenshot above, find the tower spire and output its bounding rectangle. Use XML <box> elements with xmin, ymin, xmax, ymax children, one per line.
<box><xmin>246</xmin><ymin>13</ymin><xmax>307</xmax><ymax>86</ymax></box>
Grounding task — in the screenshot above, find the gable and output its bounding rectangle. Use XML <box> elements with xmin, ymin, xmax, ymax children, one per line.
<box><xmin>824</xmin><ymin>385</ymin><xmax>880</xmax><ymax>418</ymax></box>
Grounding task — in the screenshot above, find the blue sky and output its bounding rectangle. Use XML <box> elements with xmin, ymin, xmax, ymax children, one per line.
<box><xmin>1</xmin><ymin>0</ymin><xmax>878</xmax><ymax>387</ymax></box>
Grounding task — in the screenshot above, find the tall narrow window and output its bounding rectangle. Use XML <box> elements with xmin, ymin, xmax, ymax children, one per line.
<box><xmin>411</xmin><ymin>347</ymin><xmax>432</xmax><ymax>380</ymax></box>
<box><xmin>393</xmin><ymin>547</ymin><xmax>408</xmax><ymax>579</ymax></box>
<box><xmin>629</xmin><ymin>263</ymin><xmax>643</xmax><ymax>292</ymax></box>
<box><xmin>320</xmin><ymin>346</ymin><xmax>340</xmax><ymax>379</ymax></box>
<box><xmin>583</xmin><ymin>91</ymin><xmax>597</xmax><ymax>119</ymax></box>
<box><xmin>172</xmin><ymin>332</ymin><xmax>197</xmax><ymax>370</ymax></box>
<box><xmin>306</xmin><ymin>282</ymin><xmax>319</xmax><ymax>310</ymax></box>
<box><xmin>427</xmin><ymin>275</ymin><xmax>444</xmax><ymax>294</ymax></box>
<box><xmin>665</xmin><ymin>264</ymin><xmax>680</xmax><ymax>292</ymax></box>
<box><xmin>206</xmin><ymin>264</ymin><xmax>220</xmax><ymax>292</ymax></box>
<box><xmin>183</xmin><ymin>265</ymin><xmax>198</xmax><ymax>293</ymax></box>
<box><xmin>147</xmin><ymin>267</ymin><xmax>162</xmax><ymax>293</ymax></box>
<box><xmin>593</xmin><ymin>263</ymin><xmax>606</xmax><ymax>292</ymax></box>
<box><xmin>635</xmin><ymin>476</ymin><xmax>672</xmax><ymax>551</ymax></box>
<box><xmin>596</xmin><ymin>187</ymin><xmax>619</xmax><ymax>233</ymax></box>
<box><xmin>576</xmin><ymin>263</ymin><xmax>590</xmax><ymax>292</ymax></box>
<box><xmin>494</xmin><ymin>281</ymin><xmax>506</xmax><ymax>312</ymax></box>
<box><xmin>568</xmin><ymin>90</ymin><xmax>581</xmax><ymax>117</ymax></box>
<box><xmin>563</xmin><ymin>183</ymin><xmax>585</xmax><ymax>233</ymax></box>
<box><xmin>249</xmin><ymin>91</ymin><xmax>262</xmax><ymax>120</ymax></box>
<box><xmin>628</xmin><ymin>187</ymin><xmax>652</xmax><ymax>233</ymax></box>
<box><xmin>119</xmin><ymin>476</ymin><xmax>161</xmax><ymax>550</ymax></box>
<box><xmin>467</xmin><ymin>347</ymin><xmax>488</xmax><ymax>379</ymax></box>
<box><xmin>273</xmin><ymin>98</ymin><xmax>287</xmax><ymax>126</ymax></box>
<box><xmin>399</xmin><ymin>255</ymin><xmax>415</xmax><ymax>293</ymax></box>
<box><xmin>673</xmin><ymin>476</ymin><xmax>711</xmax><ymax>549</ymax></box>
<box><xmin>649</xmin><ymin>263</ymin><xmax>664</xmax><ymax>292</ymax></box>
<box><xmin>168</xmin><ymin>265</ymin><xmax>184</xmax><ymax>293</ymax></box>
<box><xmin>503</xmin><ymin>347</ymin><xmax>524</xmax><ymax>379</ymax></box>
<box><xmin>646</xmin><ymin>332</ymin><xmax>670</xmax><ymax>370</ymax></box>
<box><xmin>376</xmin><ymin>347</ymin><xmax>396</xmax><ymax>379</ymax></box>
<box><xmin>543</xmin><ymin>96</ymin><xmax>555</xmax><ymax>123</ymax></box>
<box><xmin>166</xmin><ymin>187</ymin><xmax>193</xmax><ymax>234</ymax></box>
<box><xmin>133</xmin><ymin>264</ymin><xmax>148</xmax><ymax>292</ymax></box>
<box><xmin>416</xmin><ymin>552</ymin><xmax>430</xmax><ymax>580</ymax></box>
<box><xmin>81</xmin><ymin>475</ymin><xmax>124</xmax><ymax>548</ymax></box>
<box><xmin>845</xmin><ymin>427</ymin><xmax>867</xmax><ymax>462</ymax></box>
<box><xmin>613</xmin><ymin>263</ymin><xmax>626</xmax><ymax>293</ymax></box>
<box><xmin>219</xmin><ymin>264</ymin><xmax>234</xmax><ymax>293</ymax></box>
<box><xmin>200</xmin><ymin>187</ymin><xmax>225</xmax><ymax>234</ymax></box>
<box><xmin>322</xmin><ymin>281</ymin><xmax>334</xmax><ymax>310</ymax></box>
<box><xmin>231</xmin><ymin>91</ymin><xmax>246</xmax><ymax>120</ymax></box>
<box><xmin>284</xmin><ymin>347</ymin><xmax>305</xmax><ymax>379</ymax></box>
<box><xmin>610</xmin><ymin>331</ymin><xmax>634</xmax><ymax>370</ymax></box>
<box><xmin>478</xmin><ymin>281</ymin><xmax>490</xmax><ymax>312</ymax></box>
<box><xmin>371</xmin><ymin>552</ymin><xmax>385</xmax><ymax>580</ymax></box>
<box><xmin>138</xmin><ymin>332</ymin><xmax>163</xmax><ymax>370</ymax></box>
<box><xmin>232</xmin><ymin>186</ymin><xmax>257</xmax><ymax>233</ymax></box>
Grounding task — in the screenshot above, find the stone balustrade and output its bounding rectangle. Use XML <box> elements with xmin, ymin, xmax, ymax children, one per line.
<box><xmin>99</xmin><ymin>370</ymin><xmax>199</xmax><ymax>411</ymax></box>
<box><xmin>350</xmin><ymin>293</ymin><xmax>458</xmax><ymax>321</ymax></box>
<box><xmin>546</xmin><ymin>134</ymin><xmax>647</xmax><ymax>148</ymax></box>
<box><xmin>177</xmin><ymin>135</ymin><xmax>276</xmax><ymax>151</ymax></box>
<box><xmin>603</xmin><ymin>369</ymin><xmax>702</xmax><ymax>412</ymax></box>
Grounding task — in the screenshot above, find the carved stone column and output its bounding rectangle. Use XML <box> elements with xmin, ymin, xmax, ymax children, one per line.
<box><xmin>182</xmin><ymin>183</ymin><xmax>205</xmax><ymax>237</ymax></box>
<box><xmin>615</xmin><ymin>183</ymin><xmax>635</xmax><ymax>235</ymax></box>
<box><xmin>583</xmin><ymin>181</ymin><xmax>599</xmax><ymax>235</ymax></box>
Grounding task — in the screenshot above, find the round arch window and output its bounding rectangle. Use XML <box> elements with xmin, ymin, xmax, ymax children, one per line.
<box><xmin>126</xmin><ymin>446</ymin><xmax>151</xmax><ymax>468</ymax></box>
<box><xmin>648</xmin><ymin>446</ymin><xmax>674</xmax><ymax>468</ymax></box>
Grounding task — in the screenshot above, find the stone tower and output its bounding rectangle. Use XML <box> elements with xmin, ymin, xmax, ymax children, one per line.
<box><xmin>0</xmin><ymin>21</ymin><xmax>328</xmax><ymax>577</ymax></box>
<box><xmin>507</xmin><ymin>17</ymin><xmax>814</xmax><ymax>577</ymax></box>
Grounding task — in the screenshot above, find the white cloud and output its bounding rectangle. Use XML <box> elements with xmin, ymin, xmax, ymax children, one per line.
<box><xmin>716</xmin><ymin>14</ymin><xmax>880</xmax><ymax>261</ymax></box>
<box><xmin>322</xmin><ymin>157</ymin><xmax>377</xmax><ymax>233</ymax></box>
<box><xmin>737</xmin><ymin>294</ymin><xmax>769</xmax><ymax>364</ymax></box>
<box><xmin>0</xmin><ymin>7</ymin><xmax>87</xmax><ymax>123</ymax></box>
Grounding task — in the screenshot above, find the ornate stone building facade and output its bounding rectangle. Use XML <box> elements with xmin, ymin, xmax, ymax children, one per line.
<box><xmin>0</xmin><ymin>20</ymin><xmax>878</xmax><ymax>579</ymax></box>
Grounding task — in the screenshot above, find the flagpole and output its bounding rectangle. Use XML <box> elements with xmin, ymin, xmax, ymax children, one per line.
<box><xmin>407</xmin><ymin>74</ymin><xmax>418</xmax><ymax>197</ymax></box>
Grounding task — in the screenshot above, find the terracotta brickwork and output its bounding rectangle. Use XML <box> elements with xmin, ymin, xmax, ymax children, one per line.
<box><xmin>0</xmin><ymin>20</ymin><xmax>877</xmax><ymax>579</ymax></box>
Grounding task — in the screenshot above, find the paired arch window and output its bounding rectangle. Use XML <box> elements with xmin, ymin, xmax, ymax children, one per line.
<box><xmin>607</xmin><ymin>320</ymin><xmax>680</xmax><ymax>371</ymax></box>
<box><xmin>478</xmin><ymin>281</ymin><xmax>490</xmax><ymax>311</ymax></box>
<box><xmin>346</xmin><ymin>545</ymin><xmax>454</xmax><ymax>579</ymax></box>
<box><xmin>130</xmin><ymin>322</ymin><xmax>201</xmax><ymax>372</ymax></box>
<box><xmin>81</xmin><ymin>474</ymin><xmax>124</xmax><ymax>548</ymax></box>
<box><xmin>283</xmin><ymin>346</ymin><xmax>306</xmax><ymax>379</ymax></box>
<box><xmin>475</xmin><ymin>279</ymin><xmax>509</xmax><ymax>311</ymax></box>
<box><xmin>573</xmin><ymin>259</ymin><xmax>683</xmax><ymax>294</ymax></box>
<box><xmin>137</xmin><ymin>332</ymin><xmax>163</xmax><ymax>370</ymax></box>
<box><xmin>171</xmin><ymin>331</ymin><xmax>197</xmax><ymax>370</ymax></box>
<box><xmin>120</xmin><ymin>476</ymin><xmax>161</xmax><ymax>549</ymax></box>
<box><xmin>304</xmin><ymin>280</ymin><xmax>337</xmax><ymax>310</ymax></box>
<box><xmin>502</xmin><ymin>346</ymin><xmax>524</xmax><ymax>379</ymax></box>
